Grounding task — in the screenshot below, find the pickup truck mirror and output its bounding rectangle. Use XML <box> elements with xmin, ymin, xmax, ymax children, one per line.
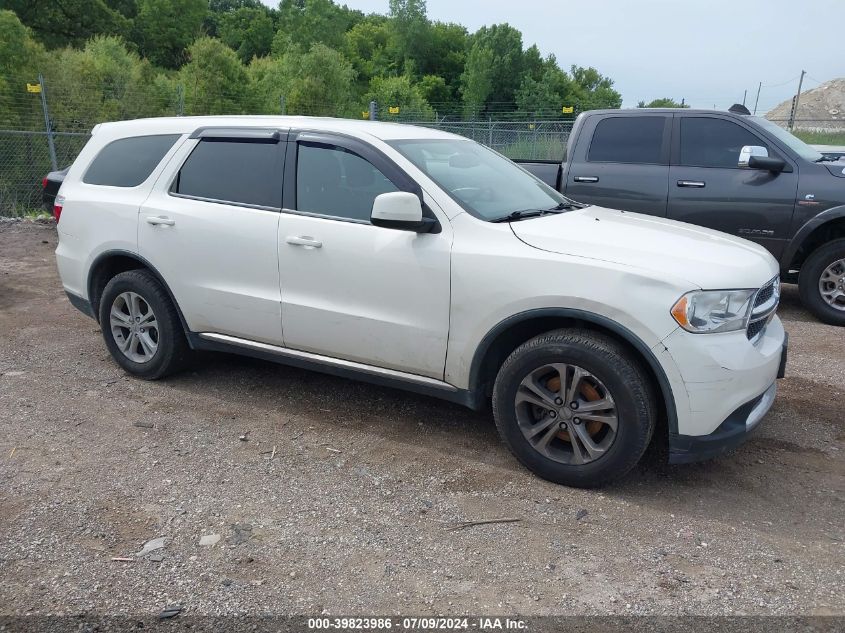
<box><xmin>738</xmin><ymin>145</ymin><xmax>768</xmax><ymax>168</ymax></box>
<box><xmin>371</xmin><ymin>191</ymin><xmax>436</xmax><ymax>233</ymax></box>
<box><xmin>747</xmin><ymin>155</ymin><xmax>787</xmax><ymax>173</ymax></box>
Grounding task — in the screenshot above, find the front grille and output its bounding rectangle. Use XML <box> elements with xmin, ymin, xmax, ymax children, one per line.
<box><xmin>746</xmin><ymin>276</ymin><xmax>780</xmax><ymax>340</ymax></box>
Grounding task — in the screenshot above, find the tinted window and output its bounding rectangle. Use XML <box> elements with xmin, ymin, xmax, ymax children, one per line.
<box><xmin>296</xmin><ymin>144</ymin><xmax>398</xmax><ymax>221</ymax></box>
<box><xmin>83</xmin><ymin>134</ymin><xmax>180</xmax><ymax>187</ymax></box>
<box><xmin>588</xmin><ymin>117</ymin><xmax>665</xmax><ymax>164</ymax></box>
<box><xmin>174</xmin><ymin>139</ymin><xmax>282</xmax><ymax>208</ymax></box>
<box><xmin>680</xmin><ymin>118</ymin><xmax>767</xmax><ymax>168</ymax></box>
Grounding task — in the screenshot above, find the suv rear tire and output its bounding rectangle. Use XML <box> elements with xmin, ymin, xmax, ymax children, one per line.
<box><xmin>492</xmin><ymin>329</ymin><xmax>656</xmax><ymax>488</ymax></box>
<box><xmin>99</xmin><ymin>269</ymin><xmax>189</xmax><ymax>379</ymax></box>
<box><xmin>798</xmin><ymin>239</ymin><xmax>845</xmax><ymax>326</ymax></box>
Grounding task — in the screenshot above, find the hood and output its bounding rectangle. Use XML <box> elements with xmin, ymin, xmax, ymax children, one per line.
<box><xmin>510</xmin><ymin>206</ymin><xmax>778</xmax><ymax>290</ymax></box>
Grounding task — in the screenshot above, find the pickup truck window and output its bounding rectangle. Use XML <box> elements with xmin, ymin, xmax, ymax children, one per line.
<box><xmin>388</xmin><ymin>138</ymin><xmax>569</xmax><ymax>221</ymax></box>
<box><xmin>750</xmin><ymin>116</ymin><xmax>823</xmax><ymax>163</ymax></box>
<box><xmin>679</xmin><ymin>118</ymin><xmax>767</xmax><ymax>169</ymax></box>
<box><xmin>588</xmin><ymin>116</ymin><xmax>665</xmax><ymax>164</ymax></box>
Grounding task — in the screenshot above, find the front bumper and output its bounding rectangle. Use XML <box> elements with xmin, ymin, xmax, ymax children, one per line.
<box><xmin>668</xmin><ymin>380</ymin><xmax>777</xmax><ymax>463</ymax></box>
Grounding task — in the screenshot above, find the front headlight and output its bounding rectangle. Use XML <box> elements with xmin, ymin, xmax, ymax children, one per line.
<box><xmin>671</xmin><ymin>289</ymin><xmax>756</xmax><ymax>333</ymax></box>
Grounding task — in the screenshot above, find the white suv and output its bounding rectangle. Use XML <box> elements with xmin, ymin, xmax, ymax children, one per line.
<box><xmin>55</xmin><ymin>116</ymin><xmax>787</xmax><ymax>487</ymax></box>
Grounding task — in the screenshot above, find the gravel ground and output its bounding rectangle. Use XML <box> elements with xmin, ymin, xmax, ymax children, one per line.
<box><xmin>0</xmin><ymin>220</ymin><xmax>843</xmax><ymax>619</ymax></box>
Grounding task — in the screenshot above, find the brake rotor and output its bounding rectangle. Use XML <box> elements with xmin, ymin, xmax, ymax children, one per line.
<box><xmin>546</xmin><ymin>374</ymin><xmax>605</xmax><ymax>442</ymax></box>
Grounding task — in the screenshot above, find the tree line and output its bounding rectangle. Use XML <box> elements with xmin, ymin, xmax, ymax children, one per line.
<box><xmin>0</xmin><ymin>0</ymin><xmax>630</xmax><ymax>128</ymax></box>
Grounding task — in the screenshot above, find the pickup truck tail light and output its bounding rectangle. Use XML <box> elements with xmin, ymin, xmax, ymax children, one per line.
<box><xmin>42</xmin><ymin>176</ymin><xmax>48</xmax><ymax>189</ymax></box>
<box><xmin>53</xmin><ymin>195</ymin><xmax>64</xmax><ymax>223</ymax></box>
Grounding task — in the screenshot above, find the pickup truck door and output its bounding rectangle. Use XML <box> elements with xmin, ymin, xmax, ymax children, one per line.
<box><xmin>276</xmin><ymin>133</ymin><xmax>451</xmax><ymax>380</ymax></box>
<box><xmin>563</xmin><ymin>114</ymin><xmax>671</xmax><ymax>216</ymax></box>
<box><xmin>667</xmin><ymin>114</ymin><xmax>799</xmax><ymax>259</ymax></box>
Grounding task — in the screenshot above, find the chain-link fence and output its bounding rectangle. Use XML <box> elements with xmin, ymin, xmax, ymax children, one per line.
<box><xmin>2</xmin><ymin>72</ymin><xmax>844</xmax><ymax>216</ymax></box>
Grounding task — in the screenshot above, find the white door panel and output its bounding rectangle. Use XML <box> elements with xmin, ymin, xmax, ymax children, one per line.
<box><xmin>139</xmin><ymin>193</ymin><xmax>283</xmax><ymax>344</ymax></box>
<box><xmin>278</xmin><ymin>213</ymin><xmax>451</xmax><ymax>378</ymax></box>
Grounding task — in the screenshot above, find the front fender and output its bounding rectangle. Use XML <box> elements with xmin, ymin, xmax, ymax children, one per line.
<box><xmin>783</xmin><ymin>204</ymin><xmax>845</xmax><ymax>269</ymax></box>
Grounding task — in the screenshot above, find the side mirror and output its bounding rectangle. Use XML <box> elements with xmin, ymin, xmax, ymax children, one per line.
<box><xmin>748</xmin><ymin>155</ymin><xmax>786</xmax><ymax>173</ymax></box>
<box><xmin>738</xmin><ymin>145</ymin><xmax>768</xmax><ymax>167</ymax></box>
<box><xmin>370</xmin><ymin>191</ymin><xmax>437</xmax><ymax>233</ymax></box>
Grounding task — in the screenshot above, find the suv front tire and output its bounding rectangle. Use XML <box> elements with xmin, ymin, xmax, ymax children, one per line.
<box><xmin>99</xmin><ymin>269</ymin><xmax>189</xmax><ymax>379</ymax></box>
<box><xmin>492</xmin><ymin>329</ymin><xmax>656</xmax><ymax>488</ymax></box>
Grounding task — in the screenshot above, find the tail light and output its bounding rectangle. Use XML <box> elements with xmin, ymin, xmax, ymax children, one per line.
<box><xmin>42</xmin><ymin>176</ymin><xmax>48</xmax><ymax>189</ymax></box>
<box><xmin>53</xmin><ymin>195</ymin><xmax>64</xmax><ymax>223</ymax></box>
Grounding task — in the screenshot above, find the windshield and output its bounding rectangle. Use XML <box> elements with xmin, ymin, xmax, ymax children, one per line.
<box><xmin>388</xmin><ymin>138</ymin><xmax>574</xmax><ymax>221</ymax></box>
<box><xmin>750</xmin><ymin>116</ymin><xmax>824</xmax><ymax>162</ymax></box>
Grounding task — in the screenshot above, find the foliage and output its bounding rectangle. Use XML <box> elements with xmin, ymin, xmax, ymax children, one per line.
<box><xmin>219</xmin><ymin>7</ymin><xmax>274</xmax><ymax>63</ymax></box>
<box><xmin>0</xmin><ymin>0</ymin><xmax>626</xmax><ymax>124</ymax></box>
<box><xmin>365</xmin><ymin>75</ymin><xmax>433</xmax><ymax>120</ymax></box>
<box><xmin>180</xmin><ymin>36</ymin><xmax>249</xmax><ymax>115</ymax></box>
<box><xmin>792</xmin><ymin>129</ymin><xmax>845</xmax><ymax>146</ymax></box>
<box><xmin>637</xmin><ymin>97</ymin><xmax>688</xmax><ymax>108</ymax></box>
<box><xmin>134</xmin><ymin>0</ymin><xmax>207</xmax><ymax>69</ymax></box>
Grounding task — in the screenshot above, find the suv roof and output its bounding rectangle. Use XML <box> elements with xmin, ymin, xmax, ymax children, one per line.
<box><xmin>92</xmin><ymin>115</ymin><xmax>461</xmax><ymax>143</ymax></box>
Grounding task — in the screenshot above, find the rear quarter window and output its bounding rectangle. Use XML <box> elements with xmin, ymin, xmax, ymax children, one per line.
<box><xmin>587</xmin><ymin>116</ymin><xmax>666</xmax><ymax>165</ymax></box>
<box><xmin>83</xmin><ymin>134</ymin><xmax>181</xmax><ymax>187</ymax></box>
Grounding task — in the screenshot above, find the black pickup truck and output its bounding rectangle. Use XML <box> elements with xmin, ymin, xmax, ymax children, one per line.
<box><xmin>519</xmin><ymin>109</ymin><xmax>845</xmax><ymax>325</ymax></box>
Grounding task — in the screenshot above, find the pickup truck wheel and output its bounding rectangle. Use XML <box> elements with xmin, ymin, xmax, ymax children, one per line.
<box><xmin>799</xmin><ymin>239</ymin><xmax>845</xmax><ymax>326</ymax></box>
<box><xmin>492</xmin><ymin>329</ymin><xmax>656</xmax><ymax>488</ymax></box>
<box><xmin>99</xmin><ymin>270</ymin><xmax>189</xmax><ymax>379</ymax></box>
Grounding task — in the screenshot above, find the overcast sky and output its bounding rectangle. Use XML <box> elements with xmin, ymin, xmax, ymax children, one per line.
<box><xmin>260</xmin><ymin>0</ymin><xmax>844</xmax><ymax>112</ymax></box>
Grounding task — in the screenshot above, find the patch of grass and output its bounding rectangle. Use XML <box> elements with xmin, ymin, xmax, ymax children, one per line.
<box><xmin>793</xmin><ymin>130</ymin><xmax>845</xmax><ymax>146</ymax></box>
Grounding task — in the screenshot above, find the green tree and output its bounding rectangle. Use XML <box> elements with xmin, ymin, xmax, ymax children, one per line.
<box><xmin>2</xmin><ymin>0</ymin><xmax>131</xmax><ymax>49</ymax></box>
<box><xmin>637</xmin><ymin>97</ymin><xmax>688</xmax><ymax>108</ymax></box>
<box><xmin>284</xmin><ymin>43</ymin><xmax>357</xmax><ymax>116</ymax></box>
<box><xmin>204</xmin><ymin>0</ymin><xmax>267</xmax><ymax>37</ymax></box>
<box><xmin>273</xmin><ymin>0</ymin><xmax>361</xmax><ymax>57</ymax></box>
<box><xmin>462</xmin><ymin>24</ymin><xmax>525</xmax><ymax>109</ymax></box>
<box><xmin>418</xmin><ymin>75</ymin><xmax>449</xmax><ymax>107</ymax></box>
<box><xmin>0</xmin><ymin>10</ymin><xmax>46</xmax><ymax>128</ymax></box>
<box><xmin>459</xmin><ymin>43</ymin><xmax>493</xmax><ymax>116</ymax></box>
<box><xmin>134</xmin><ymin>0</ymin><xmax>208</xmax><ymax>69</ymax></box>
<box><xmin>219</xmin><ymin>6</ymin><xmax>273</xmax><ymax>62</ymax></box>
<box><xmin>365</xmin><ymin>75</ymin><xmax>433</xmax><ymax>120</ymax></box>
<box><xmin>419</xmin><ymin>21</ymin><xmax>467</xmax><ymax>104</ymax></box>
<box><xmin>180</xmin><ymin>36</ymin><xmax>249</xmax><ymax>114</ymax></box>
<box><xmin>516</xmin><ymin>56</ymin><xmax>573</xmax><ymax>116</ymax></box>
<box><xmin>569</xmin><ymin>65</ymin><xmax>622</xmax><ymax>109</ymax></box>
<box><xmin>344</xmin><ymin>16</ymin><xmax>394</xmax><ymax>87</ymax></box>
<box><xmin>388</xmin><ymin>0</ymin><xmax>428</xmax><ymax>74</ymax></box>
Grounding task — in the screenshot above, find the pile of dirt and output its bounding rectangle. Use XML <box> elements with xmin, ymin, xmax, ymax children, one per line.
<box><xmin>766</xmin><ymin>78</ymin><xmax>844</xmax><ymax>129</ymax></box>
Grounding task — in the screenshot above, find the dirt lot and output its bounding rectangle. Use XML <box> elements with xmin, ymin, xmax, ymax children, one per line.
<box><xmin>1</xmin><ymin>220</ymin><xmax>843</xmax><ymax>618</ymax></box>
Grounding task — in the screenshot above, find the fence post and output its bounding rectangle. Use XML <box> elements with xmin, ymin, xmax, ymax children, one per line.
<box><xmin>532</xmin><ymin>119</ymin><xmax>539</xmax><ymax>160</ymax></box>
<box><xmin>280</xmin><ymin>95</ymin><xmax>286</xmax><ymax>115</ymax></box>
<box><xmin>369</xmin><ymin>101</ymin><xmax>378</xmax><ymax>121</ymax></box>
<box><xmin>487</xmin><ymin>117</ymin><xmax>493</xmax><ymax>148</ymax></box>
<box><xmin>176</xmin><ymin>84</ymin><xmax>185</xmax><ymax>116</ymax></box>
<box><xmin>38</xmin><ymin>73</ymin><xmax>58</xmax><ymax>172</ymax></box>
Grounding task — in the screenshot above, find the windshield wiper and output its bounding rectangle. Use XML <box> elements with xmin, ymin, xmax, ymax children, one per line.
<box><xmin>490</xmin><ymin>202</ymin><xmax>577</xmax><ymax>223</ymax></box>
<box><xmin>816</xmin><ymin>155</ymin><xmax>840</xmax><ymax>162</ymax></box>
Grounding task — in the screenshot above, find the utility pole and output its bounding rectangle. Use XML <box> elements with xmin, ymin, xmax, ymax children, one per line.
<box><xmin>753</xmin><ymin>82</ymin><xmax>762</xmax><ymax>115</ymax></box>
<box><xmin>787</xmin><ymin>70</ymin><xmax>806</xmax><ymax>131</ymax></box>
<box><xmin>742</xmin><ymin>89</ymin><xmax>747</xmax><ymax>107</ymax></box>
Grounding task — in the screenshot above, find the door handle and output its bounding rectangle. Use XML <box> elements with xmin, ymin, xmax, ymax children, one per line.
<box><xmin>573</xmin><ymin>176</ymin><xmax>599</xmax><ymax>183</ymax></box>
<box><xmin>286</xmin><ymin>235</ymin><xmax>323</xmax><ymax>248</ymax></box>
<box><xmin>677</xmin><ymin>180</ymin><xmax>706</xmax><ymax>188</ymax></box>
<box><xmin>145</xmin><ymin>216</ymin><xmax>175</xmax><ymax>226</ymax></box>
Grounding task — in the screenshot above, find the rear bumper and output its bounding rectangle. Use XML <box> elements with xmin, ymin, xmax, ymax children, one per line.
<box><xmin>668</xmin><ymin>379</ymin><xmax>778</xmax><ymax>464</ymax></box>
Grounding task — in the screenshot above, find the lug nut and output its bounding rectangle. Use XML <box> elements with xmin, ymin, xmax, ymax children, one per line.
<box><xmin>573</xmin><ymin>417</ymin><xmax>581</xmax><ymax>425</ymax></box>
<box><xmin>570</xmin><ymin>402</ymin><xmax>579</xmax><ymax>410</ymax></box>
<box><xmin>549</xmin><ymin>411</ymin><xmax>557</xmax><ymax>418</ymax></box>
<box><xmin>554</xmin><ymin>397</ymin><xmax>563</xmax><ymax>405</ymax></box>
<box><xmin>559</xmin><ymin>422</ymin><xmax>568</xmax><ymax>430</ymax></box>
